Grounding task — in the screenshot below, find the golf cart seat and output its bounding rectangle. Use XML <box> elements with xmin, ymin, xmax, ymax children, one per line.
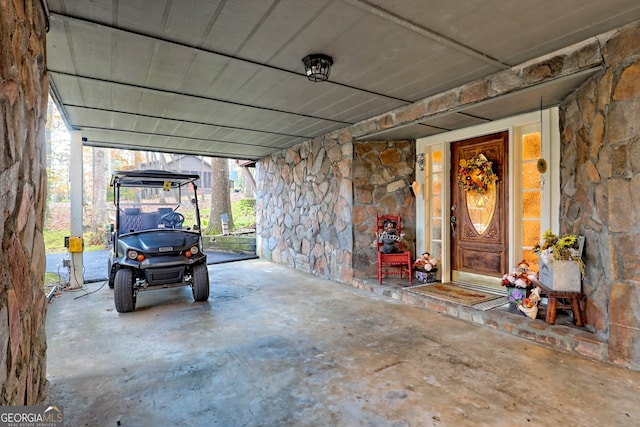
<box><xmin>120</xmin><ymin>208</ymin><xmax>143</xmax><ymax>233</ymax></box>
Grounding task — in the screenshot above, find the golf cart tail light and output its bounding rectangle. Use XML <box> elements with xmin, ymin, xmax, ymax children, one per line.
<box><xmin>127</xmin><ymin>250</ymin><xmax>138</xmax><ymax>260</ymax></box>
<box><xmin>136</xmin><ymin>254</ymin><xmax>145</xmax><ymax>261</ymax></box>
<box><xmin>190</xmin><ymin>246</ymin><xmax>199</xmax><ymax>255</ymax></box>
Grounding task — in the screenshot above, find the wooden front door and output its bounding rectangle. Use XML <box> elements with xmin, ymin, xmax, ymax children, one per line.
<box><xmin>450</xmin><ymin>132</ymin><xmax>508</xmax><ymax>286</ymax></box>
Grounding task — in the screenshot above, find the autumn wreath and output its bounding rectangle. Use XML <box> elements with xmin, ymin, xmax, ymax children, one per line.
<box><xmin>457</xmin><ymin>153</ymin><xmax>498</xmax><ymax>194</ymax></box>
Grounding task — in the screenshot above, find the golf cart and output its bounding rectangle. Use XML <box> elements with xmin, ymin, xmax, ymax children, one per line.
<box><xmin>108</xmin><ymin>170</ymin><xmax>209</xmax><ymax>313</ymax></box>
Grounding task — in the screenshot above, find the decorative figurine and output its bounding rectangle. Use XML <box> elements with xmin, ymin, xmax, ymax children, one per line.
<box><xmin>378</xmin><ymin>220</ymin><xmax>403</xmax><ymax>254</ymax></box>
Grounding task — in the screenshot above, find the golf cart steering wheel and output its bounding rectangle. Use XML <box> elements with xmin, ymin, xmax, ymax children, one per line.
<box><xmin>160</xmin><ymin>212</ymin><xmax>185</xmax><ymax>229</ymax></box>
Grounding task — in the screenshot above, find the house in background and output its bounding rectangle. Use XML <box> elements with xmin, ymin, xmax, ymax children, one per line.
<box><xmin>142</xmin><ymin>156</ymin><xmax>254</xmax><ymax>196</ymax></box>
<box><xmin>142</xmin><ymin>155</ymin><xmax>212</xmax><ymax>192</ymax></box>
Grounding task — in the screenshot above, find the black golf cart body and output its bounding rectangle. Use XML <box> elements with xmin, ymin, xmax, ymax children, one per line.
<box><xmin>108</xmin><ymin>170</ymin><xmax>209</xmax><ymax>312</ymax></box>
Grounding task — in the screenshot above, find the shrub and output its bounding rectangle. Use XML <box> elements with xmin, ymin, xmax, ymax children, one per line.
<box><xmin>232</xmin><ymin>199</ymin><xmax>256</xmax><ymax>229</ymax></box>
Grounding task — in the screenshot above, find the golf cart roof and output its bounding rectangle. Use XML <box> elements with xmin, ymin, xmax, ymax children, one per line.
<box><xmin>110</xmin><ymin>170</ymin><xmax>200</xmax><ymax>188</ymax></box>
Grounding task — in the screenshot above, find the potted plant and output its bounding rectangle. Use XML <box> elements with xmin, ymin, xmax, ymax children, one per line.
<box><xmin>501</xmin><ymin>260</ymin><xmax>539</xmax><ymax>305</ymax></box>
<box><xmin>533</xmin><ymin>230</ymin><xmax>584</xmax><ymax>292</ymax></box>
<box><xmin>413</xmin><ymin>252</ymin><xmax>438</xmax><ymax>284</ymax></box>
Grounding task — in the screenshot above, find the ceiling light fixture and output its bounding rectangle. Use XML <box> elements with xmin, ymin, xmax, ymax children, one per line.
<box><xmin>302</xmin><ymin>54</ymin><xmax>333</xmax><ymax>82</ymax></box>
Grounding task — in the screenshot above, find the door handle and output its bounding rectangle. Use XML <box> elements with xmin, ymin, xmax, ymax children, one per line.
<box><xmin>450</xmin><ymin>215</ymin><xmax>456</xmax><ymax>237</ymax></box>
<box><xmin>450</xmin><ymin>205</ymin><xmax>456</xmax><ymax>237</ymax></box>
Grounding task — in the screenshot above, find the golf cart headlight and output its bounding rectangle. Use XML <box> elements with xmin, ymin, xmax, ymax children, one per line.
<box><xmin>127</xmin><ymin>250</ymin><xmax>138</xmax><ymax>260</ymax></box>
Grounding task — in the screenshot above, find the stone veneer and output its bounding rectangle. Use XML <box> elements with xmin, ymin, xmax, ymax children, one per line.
<box><xmin>256</xmin><ymin>132</ymin><xmax>415</xmax><ymax>284</ymax></box>
<box><xmin>256</xmin><ymin>132</ymin><xmax>355</xmax><ymax>284</ymax></box>
<box><xmin>0</xmin><ymin>1</ymin><xmax>49</xmax><ymax>404</ymax></box>
<box><xmin>352</xmin><ymin>141</ymin><xmax>415</xmax><ymax>280</ymax></box>
<box><xmin>559</xmin><ymin>23</ymin><xmax>640</xmax><ymax>370</ymax></box>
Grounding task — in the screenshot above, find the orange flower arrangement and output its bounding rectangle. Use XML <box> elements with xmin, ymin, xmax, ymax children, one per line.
<box><xmin>458</xmin><ymin>153</ymin><xmax>498</xmax><ymax>194</ymax></box>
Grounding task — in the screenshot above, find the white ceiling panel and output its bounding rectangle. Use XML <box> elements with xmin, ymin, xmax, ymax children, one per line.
<box><xmin>46</xmin><ymin>0</ymin><xmax>640</xmax><ymax>160</ymax></box>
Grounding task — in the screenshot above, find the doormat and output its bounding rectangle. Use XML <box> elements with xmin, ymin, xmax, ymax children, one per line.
<box><xmin>472</xmin><ymin>296</ymin><xmax>509</xmax><ymax>311</ymax></box>
<box><xmin>407</xmin><ymin>283</ymin><xmax>504</xmax><ymax>307</ymax></box>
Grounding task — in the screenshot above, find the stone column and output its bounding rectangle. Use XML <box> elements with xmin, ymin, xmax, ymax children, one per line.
<box><xmin>559</xmin><ymin>22</ymin><xmax>640</xmax><ymax>370</ymax></box>
<box><xmin>0</xmin><ymin>0</ymin><xmax>49</xmax><ymax>405</ymax></box>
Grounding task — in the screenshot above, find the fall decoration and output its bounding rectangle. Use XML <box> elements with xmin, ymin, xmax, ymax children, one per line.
<box><xmin>458</xmin><ymin>153</ymin><xmax>498</xmax><ymax>194</ymax></box>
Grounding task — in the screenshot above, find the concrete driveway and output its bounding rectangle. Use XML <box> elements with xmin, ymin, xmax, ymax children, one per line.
<box><xmin>44</xmin><ymin>259</ymin><xmax>640</xmax><ymax>426</ymax></box>
<box><xmin>45</xmin><ymin>249</ymin><xmax>257</xmax><ymax>283</ymax></box>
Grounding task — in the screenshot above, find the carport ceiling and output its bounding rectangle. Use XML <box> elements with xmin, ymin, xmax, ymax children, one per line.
<box><xmin>46</xmin><ymin>0</ymin><xmax>640</xmax><ymax>160</ymax></box>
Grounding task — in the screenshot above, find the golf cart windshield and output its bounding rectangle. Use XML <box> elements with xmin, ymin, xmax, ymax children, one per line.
<box><xmin>111</xmin><ymin>170</ymin><xmax>202</xmax><ymax>234</ymax></box>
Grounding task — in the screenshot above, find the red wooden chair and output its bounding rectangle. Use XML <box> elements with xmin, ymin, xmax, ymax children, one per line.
<box><xmin>376</xmin><ymin>213</ymin><xmax>412</xmax><ymax>284</ymax></box>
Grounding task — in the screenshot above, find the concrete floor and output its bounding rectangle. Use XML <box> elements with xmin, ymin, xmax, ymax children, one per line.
<box><xmin>45</xmin><ymin>259</ymin><xmax>640</xmax><ymax>427</ymax></box>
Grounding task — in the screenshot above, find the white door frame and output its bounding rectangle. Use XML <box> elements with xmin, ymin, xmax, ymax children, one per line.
<box><xmin>415</xmin><ymin>108</ymin><xmax>560</xmax><ymax>284</ymax></box>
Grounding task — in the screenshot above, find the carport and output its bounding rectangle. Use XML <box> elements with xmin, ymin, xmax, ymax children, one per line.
<box><xmin>47</xmin><ymin>0</ymin><xmax>640</xmax><ymax>283</ymax></box>
<box><xmin>41</xmin><ymin>1</ymin><xmax>640</xmax><ymax>370</ymax></box>
<box><xmin>3</xmin><ymin>0</ymin><xmax>640</xmax><ymax>410</ymax></box>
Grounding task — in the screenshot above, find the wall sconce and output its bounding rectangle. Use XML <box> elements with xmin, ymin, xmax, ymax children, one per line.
<box><xmin>416</xmin><ymin>153</ymin><xmax>425</xmax><ymax>171</ymax></box>
<box><xmin>302</xmin><ymin>54</ymin><xmax>333</xmax><ymax>82</ymax></box>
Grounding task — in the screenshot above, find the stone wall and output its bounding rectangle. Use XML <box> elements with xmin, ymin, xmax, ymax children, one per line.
<box><xmin>255</xmin><ymin>133</ymin><xmax>416</xmax><ymax>284</ymax></box>
<box><xmin>559</xmin><ymin>23</ymin><xmax>640</xmax><ymax>370</ymax></box>
<box><xmin>0</xmin><ymin>1</ymin><xmax>49</xmax><ymax>404</ymax></box>
<box><xmin>352</xmin><ymin>141</ymin><xmax>415</xmax><ymax>279</ymax></box>
<box><xmin>255</xmin><ymin>131</ymin><xmax>354</xmax><ymax>284</ymax></box>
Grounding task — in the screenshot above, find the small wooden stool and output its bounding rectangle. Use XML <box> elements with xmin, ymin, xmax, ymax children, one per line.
<box><xmin>539</xmin><ymin>284</ymin><xmax>584</xmax><ymax>326</ymax></box>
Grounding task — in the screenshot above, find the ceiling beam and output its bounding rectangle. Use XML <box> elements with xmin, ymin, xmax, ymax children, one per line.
<box><xmin>345</xmin><ymin>0</ymin><xmax>511</xmax><ymax>70</ymax></box>
<box><xmin>83</xmin><ymin>138</ymin><xmax>258</xmax><ymax>160</ymax></box>
<box><xmin>48</xmin><ymin>71</ymin><xmax>353</xmax><ymax>126</ymax></box>
<box><xmin>79</xmin><ymin>126</ymin><xmax>286</xmax><ymax>149</ymax></box>
<box><xmin>64</xmin><ymin>105</ymin><xmax>315</xmax><ymax>139</ymax></box>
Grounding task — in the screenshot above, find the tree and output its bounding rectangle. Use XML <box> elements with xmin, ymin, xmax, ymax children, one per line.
<box><xmin>206</xmin><ymin>157</ymin><xmax>233</xmax><ymax>234</ymax></box>
<box><xmin>45</xmin><ymin>99</ymin><xmax>70</xmax><ymax>203</ymax></box>
<box><xmin>89</xmin><ymin>147</ymin><xmax>108</xmax><ymax>245</ymax></box>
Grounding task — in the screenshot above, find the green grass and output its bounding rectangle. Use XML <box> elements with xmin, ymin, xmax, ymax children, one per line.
<box><xmin>44</xmin><ymin>229</ymin><xmax>108</xmax><ymax>253</ymax></box>
<box><xmin>199</xmin><ymin>199</ymin><xmax>256</xmax><ymax>234</ymax></box>
<box><xmin>232</xmin><ymin>199</ymin><xmax>256</xmax><ymax>229</ymax></box>
<box><xmin>44</xmin><ymin>230</ymin><xmax>70</xmax><ymax>253</ymax></box>
<box><xmin>45</xmin><ymin>272</ymin><xmax>66</xmax><ymax>286</ymax></box>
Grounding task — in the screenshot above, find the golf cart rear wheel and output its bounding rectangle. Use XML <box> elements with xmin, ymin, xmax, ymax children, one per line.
<box><xmin>192</xmin><ymin>263</ymin><xmax>210</xmax><ymax>302</ymax></box>
<box><xmin>114</xmin><ymin>268</ymin><xmax>136</xmax><ymax>313</ymax></box>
